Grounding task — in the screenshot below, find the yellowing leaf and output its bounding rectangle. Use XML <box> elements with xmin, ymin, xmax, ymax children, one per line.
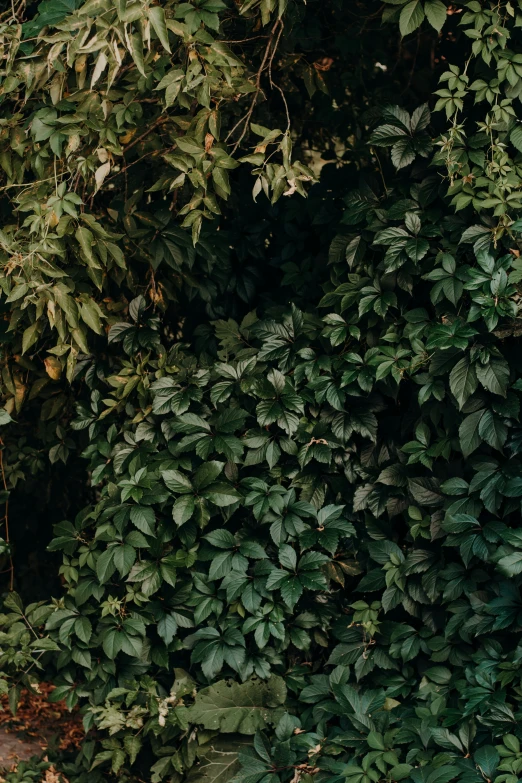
<box><xmin>94</xmin><ymin>161</ymin><xmax>111</xmax><ymax>192</ymax></box>
<box><xmin>44</xmin><ymin>356</ymin><xmax>62</xmax><ymax>380</ymax></box>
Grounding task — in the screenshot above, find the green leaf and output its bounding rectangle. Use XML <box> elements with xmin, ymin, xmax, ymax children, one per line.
<box><xmin>9</xmin><ymin>685</ymin><xmax>21</xmax><ymax>717</ymax></box>
<box><xmin>367</xmin><ymin>731</ymin><xmax>386</xmax><ymax>751</ymax></box>
<box><xmin>369</xmin><ymin>125</ymin><xmax>408</xmax><ymax>146</ymax></box>
<box><xmin>478</xmin><ymin>409</ymin><xmax>507</xmax><ymax>451</ymax></box>
<box><xmin>22</xmin><ymin>322</ymin><xmax>39</xmax><ymax>354</ymax></box>
<box><xmin>498</xmin><ymin>552</ymin><xmax>522</xmax><ymax>577</ymax></box>
<box><xmin>510</xmin><ymin>124</ymin><xmax>522</xmax><ymax>153</ymax></box>
<box><xmin>103</xmin><ymin>628</ymin><xmax>123</xmax><ymax>659</ymax></box>
<box><xmin>202</xmin><ymin>483</ymin><xmax>241</xmax><ymax>507</ymax></box>
<box><xmin>173</xmin><ymin>494</ymin><xmax>195</xmax><ymax>526</ymax></box>
<box><xmin>148</xmin><ymin>6</ymin><xmax>171</xmax><ymax>52</ymax></box>
<box><xmin>449</xmin><ymin>356</ymin><xmax>478</xmax><ymax>409</ymax></box>
<box><xmin>459</xmin><ymin>409</ymin><xmax>484</xmax><ymax>457</ymax></box>
<box><xmin>208</xmin><ymin>550</ymin><xmax>234</xmax><ymax>580</ymax></box>
<box><xmin>79</xmin><ymin>298</ymin><xmax>103</xmax><ymax>334</ymax></box>
<box><xmin>124</xmin><ymin>735</ymin><xmax>142</xmax><ymax>767</ymax></box>
<box><xmin>158</xmin><ymin>613</ymin><xmax>178</xmax><ymax>645</ymax></box>
<box><xmin>96</xmin><ymin>548</ymin><xmax>116</xmax><ymax>583</ymax></box>
<box><xmin>185</xmin><ymin>677</ymin><xmax>287</xmax><ymax>734</ymax></box>
<box><xmin>185</xmin><ymin>738</ymin><xmax>251</xmax><ymax>783</ymax></box>
<box><xmin>476</xmin><ymin>359</ymin><xmax>509</xmax><ymax>397</ymax></box>
<box><xmin>278</xmin><ymin>544</ymin><xmax>297</xmax><ymax>570</ymax></box>
<box><xmin>163</xmin><ymin>470</ymin><xmax>193</xmax><ymax>493</ymax></box>
<box><xmin>0</xmin><ymin>410</ymin><xmax>13</xmax><ymax>426</ymax></box>
<box><xmin>75</xmin><ymin>616</ymin><xmax>92</xmax><ymax>643</ymax></box>
<box><xmin>205</xmin><ymin>529</ymin><xmax>235</xmax><ymax>549</ymax></box>
<box><xmin>280</xmin><ymin>576</ymin><xmax>303</xmax><ymax>609</ymax></box>
<box><xmin>424</xmin><ymin>0</ymin><xmax>447</xmax><ymax>31</ymax></box>
<box><xmin>130</xmin><ymin>506</ymin><xmax>156</xmax><ymax>535</ymax></box>
<box><xmin>120</xmin><ymin>632</ymin><xmax>143</xmax><ymax>658</ymax></box>
<box><xmin>75</xmin><ymin>226</ymin><xmax>96</xmax><ymax>265</ymax></box>
<box><xmin>405</xmin><ymin>236</ymin><xmax>429</xmax><ymax>261</ymax></box>
<box><xmin>440</xmin><ymin>477</ymin><xmax>469</xmax><ymax>496</ymax></box>
<box><xmin>194</xmin><ymin>461</ymin><xmax>224</xmax><ymax>490</ymax></box>
<box><xmin>474</xmin><ymin>746</ymin><xmax>499</xmax><ymax>779</ymax></box>
<box><xmin>114</xmin><ymin>544</ymin><xmax>136</xmax><ymax>577</ymax></box>
<box><xmin>160</xmin><ymin>554</ymin><xmax>178</xmax><ymax>587</ymax></box>
<box><xmin>391</xmin><ymin>138</ymin><xmax>416</xmax><ymax>168</ymax></box>
<box><xmin>399</xmin><ymin>0</ymin><xmax>425</xmax><ymax>36</ymax></box>
<box><xmin>391</xmin><ymin>765</ymin><xmax>414</xmax><ymax>781</ymax></box>
<box><xmin>346</xmin><ymin>236</ymin><xmax>366</xmax><ymax>267</ymax></box>
<box><xmin>504</xmin><ymin>736</ymin><xmax>520</xmax><ymax>754</ymax></box>
<box><xmin>408</xmin><ymin>477</ymin><xmax>443</xmax><ymax>506</ymax></box>
<box><xmin>130</xmin><ymin>32</ymin><xmax>146</xmax><ymax>77</ymax></box>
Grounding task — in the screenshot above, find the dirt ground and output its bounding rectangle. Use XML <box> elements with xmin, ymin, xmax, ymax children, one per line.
<box><xmin>0</xmin><ymin>728</ymin><xmax>45</xmax><ymax>766</ymax></box>
<box><xmin>0</xmin><ymin>684</ymin><xmax>83</xmax><ymax>771</ymax></box>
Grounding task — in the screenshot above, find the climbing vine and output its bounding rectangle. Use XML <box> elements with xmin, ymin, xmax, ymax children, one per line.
<box><xmin>2</xmin><ymin>3</ymin><xmax>522</xmax><ymax>783</ymax></box>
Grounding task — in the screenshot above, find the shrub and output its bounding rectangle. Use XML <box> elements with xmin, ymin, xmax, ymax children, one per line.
<box><xmin>2</xmin><ymin>2</ymin><xmax>522</xmax><ymax>783</ymax></box>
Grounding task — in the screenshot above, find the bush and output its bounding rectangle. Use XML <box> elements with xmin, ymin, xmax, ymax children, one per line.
<box><xmin>2</xmin><ymin>2</ymin><xmax>522</xmax><ymax>783</ymax></box>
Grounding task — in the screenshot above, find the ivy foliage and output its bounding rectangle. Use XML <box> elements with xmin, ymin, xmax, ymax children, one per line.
<box><xmin>3</xmin><ymin>1</ymin><xmax>522</xmax><ymax>783</ymax></box>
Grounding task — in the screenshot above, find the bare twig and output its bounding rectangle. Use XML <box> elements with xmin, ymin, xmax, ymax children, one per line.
<box><xmin>104</xmin><ymin>145</ymin><xmax>175</xmax><ymax>186</ymax></box>
<box><xmin>267</xmin><ymin>20</ymin><xmax>284</xmax><ymax>85</ymax></box>
<box><xmin>123</xmin><ymin>115</ymin><xmax>169</xmax><ymax>154</ymax></box>
<box><xmin>402</xmin><ymin>28</ymin><xmax>421</xmax><ymax>95</ymax></box>
<box><xmin>0</xmin><ymin>438</ymin><xmax>14</xmax><ymax>592</ymax></box>
<box><xmin>226</xmin><ymin>18</ymin><xmax>282</xmax><ymax>154</ymax></box>
<box><xmin>223</xmin><ymin>35</ymin><xmax>270</xmax><ymax>44</ymax></box>
<box><xmin>273</xmin><ymin>81</ymin><xmax>291</xmax><ymax>133</ymax></box>
<box><xmin>268</xmin><ymin>21</ymin><xmax>291</xmax><ymax>133</ymax></box>
<box><xmin>9</xmin><ymin>0</ymin><xmax>25</xmax><ymax>23</ymax></box>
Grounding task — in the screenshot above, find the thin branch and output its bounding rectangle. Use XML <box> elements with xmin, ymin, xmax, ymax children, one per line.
<box><xmin>222</xmin><ymin>35</ymin><xmax>269</xmax><ymax>44</ymax></box>
<box><xmin>226</xmin><ymin>18</ymin><xmax>282</xmax><ymax>154</ymax></box>
<box><xmin>267</xmin><ymin>19</ymin><xmax>284</xmax><ymax>85</ymax></box>
<box><xmin>0</xmin><ymin>175</ymin><xmax>60</xmax><ymax>193</ymax></box>
<box><xmin>104</xmin><ymin>145</ymin><xmax>175</xmax><ymax>186</ymax></box>
<box><xmin>268</xmin><ymin>21</ymin><xmax>291</xmax><ymax>134</ymax></box>
<box><xmin>0</xmin><ymin>438</ymin><xmax>14</xmax><ymax>592</ymax></box>
<box><xmin>272</xmin><ymin>81</ymin><xmax>291</xmax><ymax>134</ymax></box>
<box><xmin>122</xmin><ymin>115</ymin><xmax>169</xmax><ymax>155</ymax></box>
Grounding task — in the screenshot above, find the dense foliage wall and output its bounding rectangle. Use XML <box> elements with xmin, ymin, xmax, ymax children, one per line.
<box><xmin>3</xmin><ymin>2</ymin><xmax>522</xmax><ymax>783</ymax></box>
